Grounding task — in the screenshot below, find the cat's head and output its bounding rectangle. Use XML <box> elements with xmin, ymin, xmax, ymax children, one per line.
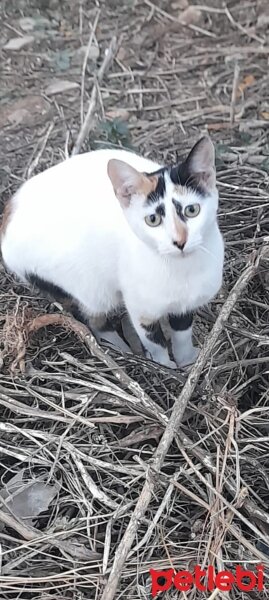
<box><xmin>107</xmin><ymin>137</ymin><xmax>218</xmax><ymax>257</ymax></box>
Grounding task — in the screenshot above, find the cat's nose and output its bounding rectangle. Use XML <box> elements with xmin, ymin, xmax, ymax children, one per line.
<box><xmin>173</xmin><ymin>240</ymin><xmax>185</xmax><ymax>251</ymax></box>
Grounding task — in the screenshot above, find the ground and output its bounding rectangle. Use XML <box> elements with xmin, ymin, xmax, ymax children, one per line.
<box><xmin>0</xmin><ymin>0</ymin><xmax>269</xmax><ymax>599</ymax></box>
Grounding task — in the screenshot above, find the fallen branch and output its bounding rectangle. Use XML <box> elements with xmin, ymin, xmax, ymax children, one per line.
<box><xmin>99</xmin><ymin>247</ymin><xmax>267</xmax><ymax>600</ymax></box>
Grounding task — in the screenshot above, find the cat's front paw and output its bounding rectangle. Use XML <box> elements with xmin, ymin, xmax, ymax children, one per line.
<box><xmin>146</xmin><ymin>350</ymin><xmax>177</xmax><ymax>369</ymax></box>
<box><xmin>166</xmin><ymin>358</ymin><xmax>177</xmax><ymax>369</ymax></box>
<box><xmin>175</xmin><ymin>346</ymin><xmax>199</xmax><ymax>368</ymax></box>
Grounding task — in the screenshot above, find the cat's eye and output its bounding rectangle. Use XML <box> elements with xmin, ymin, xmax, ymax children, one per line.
<box><xmin>145</xmin><ymin>213</ymin><xmax>162</xmax><ymax>227</ymax></box>
<box><xmin>184</xmin><ymin>203</ymin><xmax>200</xmax><ymax>218</ymax></box>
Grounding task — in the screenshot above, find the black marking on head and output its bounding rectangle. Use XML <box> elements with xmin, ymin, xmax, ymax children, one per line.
<box><xmin>145</xmin><ymin>167</ymin><xmax>167</xmax><ymax>204</ymax></box>
<box><xmin>169</xmin><ymin>312</ymin><xmax>193</xmax><ymax>331</ymax></box>
<box><xmin>172</xmin><ymin>199</ymin><xmax>186</xmax><ymax>223</ymax></box>
<box><xmin>156</xmin><ymin>203</ymin><xmax>165</xmax><ymax>217</ymax></box>
<box><xmin>170</xmin><ymin>163</ymin><xmax>206</xmax><ymax>198</ymax></box>
<box><xmin>142</xmin><ymin>320</ymin><xmax>167</xmax><ymax>348</ymax></box>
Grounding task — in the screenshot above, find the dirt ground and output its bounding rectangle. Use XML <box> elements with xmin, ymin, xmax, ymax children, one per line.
<box><xmin>1</xmin><ymin>0</ymin><xmax>269</xmax><ymax>599</ymax></box>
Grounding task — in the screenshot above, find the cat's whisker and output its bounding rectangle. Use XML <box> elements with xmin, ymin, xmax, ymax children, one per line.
<box><xmin>199</xmin><ymin>244</ymin><xmax>219</xmax><ymax>263</ymax></box>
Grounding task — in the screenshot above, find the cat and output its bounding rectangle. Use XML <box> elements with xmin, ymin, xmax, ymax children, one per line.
<box><xmin>1</xmin><ymin>136</ymin><xmax>224</xmax><ymax>368</ymax></box>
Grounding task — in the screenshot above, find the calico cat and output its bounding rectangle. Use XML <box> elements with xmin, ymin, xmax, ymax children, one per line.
<box><xmin>1</xmin><ymin>136</ymin><xmax>224</xmax><ymax>368</ymax></box>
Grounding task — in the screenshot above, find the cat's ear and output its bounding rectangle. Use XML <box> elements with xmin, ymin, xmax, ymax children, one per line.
<box><xmin>185</xmin><ymin>136</ymin><xmax>216</xmax><ymax>191</ymax></box>
<box><xmin>107</xmin><ymin>159</ymin><xmax>156</xmax><ymax>207</ymax></box>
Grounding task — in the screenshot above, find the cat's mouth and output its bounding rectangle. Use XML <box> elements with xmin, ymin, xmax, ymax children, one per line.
<box><xmin>172</xmin><ymin>246</ymin><xmax>199</xmax><ymax>259</ymax></box>
<box><xmin>160</xmin><ymin>248</ymin><xmax>187</xmax><ymax>258</ymax></box>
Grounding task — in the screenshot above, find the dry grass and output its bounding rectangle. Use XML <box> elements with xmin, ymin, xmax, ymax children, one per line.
<box><xmin>1</xmin><ymin>0</ymin><xmax>269</xmax><ymax>598</ymax></box>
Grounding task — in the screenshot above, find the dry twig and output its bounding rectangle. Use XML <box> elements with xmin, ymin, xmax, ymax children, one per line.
<box><xmin>72</xmin><ymin>37</ymin><xmax>118</xmax><ymax>156</ymax></box>
<box><xmin>100</xmin><ymin>247</ymin><xmax>266</xmax><ymax>600</ymax></box>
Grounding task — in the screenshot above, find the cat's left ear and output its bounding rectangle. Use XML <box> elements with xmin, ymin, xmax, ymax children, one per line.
<box><xmin>107</xmin><ymin>159</ymin><xmax>157</xmax><ymax>208</ymax></box>
<box><xmin>185</xmin><ymin>136</ymin><xmax>216</xmax><ymax>191</ymax></box>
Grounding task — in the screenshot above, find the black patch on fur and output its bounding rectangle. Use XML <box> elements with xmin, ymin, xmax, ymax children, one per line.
<box><xmin>70</xmin><ymin>304</ymin><xmax>90</xmax><ymax>326</ymax></box>
<box><xmin>156</xmin><ymin>203</ymin><xmax>165</xmax><ymax>217</ymax></box>
<box><xmin>169</xmin><ymin>312</ymin><xmax>193</xmax><ymax>331</ymax></box>
<box><xmin>26</xmin><ymin>272</ymin><xmax>90</xmax><ymax>326</ymax></box>
<box><xmin>142</xmin><ymin>321</ymin><xmax>167</xmax><ymax>348</ymax></box>
<box><xmin>26</xmin><ymin>273</ymin><xmax>127</xmax><ymax>340</ymax></box>
<box><xmin>145</xmin><ymin>167</ymin><xmax>167</xmax><ymax>204</ymax></box>
<box><xmin>27</xmin><ymin>273</ymin><xmax>71</xmax><ymax>302</ymax></box>
<box><xmin>172</xmin><ymin>199</ymin><xmax>186</xmax><ymax>222</ymax></box>
<box><xmin>170</xmin><ymin>162</ymin><xmax>206</xmax><ymax>197</ymax></box>
<box><xmin>99</xmin><ymin>309</ymin><xmax>123</xmax><ymax>333</ymax></box>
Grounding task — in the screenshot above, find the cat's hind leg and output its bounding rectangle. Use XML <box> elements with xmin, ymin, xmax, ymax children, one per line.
<box><xmin>88</xmin><ymin>312</ymin><xmax>131</xmax><ymax>354</ymax></box>
<box><xmin>26</xmin><ymin>274</ymin><xmax>130</xmax><ymax>353</ymax></box>
<box><xmin>25</xmin><ymin>273</ymin><xmax>130</xmax><ymax>353</ymax></box>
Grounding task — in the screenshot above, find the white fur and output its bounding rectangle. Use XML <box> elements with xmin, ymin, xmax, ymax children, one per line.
<box><xmin>1</xmin><ymin>147</ymin><xmax>224</xmax><ymax>367</ymax></box>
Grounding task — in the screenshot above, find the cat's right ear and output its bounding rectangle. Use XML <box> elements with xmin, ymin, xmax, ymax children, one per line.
<box><xmin>107</xmin><ymin>159</ymin><xmax>156</xmax><ymax>207</ymax></box>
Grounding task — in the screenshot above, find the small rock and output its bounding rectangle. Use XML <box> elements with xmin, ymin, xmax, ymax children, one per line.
<box><xmin>3</xmin><ymin>35</ymin><xmax>35</xmax><ymax>51</ymax></box>
<box><xmin>45</xmin><ymin>79</ymin><xmax>80</xmax><ymax>95</ymax></box>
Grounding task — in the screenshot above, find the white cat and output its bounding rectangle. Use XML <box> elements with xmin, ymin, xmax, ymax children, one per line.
<box><xmin>1</xmin><ymin>136</ymin><xmax>224</xmax><ymax>368</ymax></box>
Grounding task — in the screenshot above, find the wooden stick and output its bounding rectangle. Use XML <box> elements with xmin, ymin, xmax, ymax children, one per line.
<box><xmin>72</xmin><ymin>36</ymin><xmax>118</xmax><ymax>156</ymax></box>
<box><xmin>100</xmin><ymin>247</ymin><xmax>266</xmax><ymax>600</ymax></box>
<box><xmin>230</xmin><ymin>59</ymin><xmax>240</xmax><ymax>124</ymax></box>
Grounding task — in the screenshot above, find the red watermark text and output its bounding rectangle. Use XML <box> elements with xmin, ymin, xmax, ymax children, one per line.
<box><xmin>150</xmin><ymin>565</ymin><xmax>264</xmax><ymax>597</ymax></box>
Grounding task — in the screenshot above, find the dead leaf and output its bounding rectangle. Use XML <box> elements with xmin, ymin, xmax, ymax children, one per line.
<box><xmin>71</xmin><ymin>45</ymin><xmax>99</xmax><ymax>67</ymax></box>
<box><xmin>172</xmin><ymin>0</ymin><xmax>189</xmax><ymax>8</ymax></box>
<box><xmin>106</xmin><ymin>109</ymin><xmax>130</xmax><ymax>121</ymax></box>
<box><xmin>3</xmin><ymin>35</ymin><xmax>35</xmax><ymax>51</ymax></box>
<box><xmin>117</xmin><ymin>46</ymin><xmax>127</xmax><ymax>61</ymax></box>
<box><xmin>59</xmin><ymin>539</ymin><xmax>101</xmax><ymax>561</ymax></box>
<box><xmin>237</xmin><ymin>74</ymin><xmax>255</xmax><ymax>97</ymax></box>
<box><xmin>260</xmin><ymin>111</ymin><xmax>269</xmax><ymax>120</ymax></box>
<box><xmin>1</xmin><ymin>471</ymin><xmax>60</xmax><ymax>524</ymax></box>
<box><xmin>45</xmin><ymin>79</ymin><xmax>80</xmax><ymax>95</ymax></box>
<box><xmin>88</xmin><ymin>45</ymin><xmax>100</xmax><ymax>60</ymax></box>
<box><xmin>78</xmin><ymin>45</ymin><xmax>100</xmax><ymax>60</ymax></box>
<box><xmin>178</xmin><ymin>6</ymin><xmax>202</xmax><ymax>25</ymax></box>
<box><xmin>7</xmin><ymin>108</ymin><xmax>30</xmax><ymax>126</ymax></box>
<box><xmin>0</xmin><ymin>95</ymin><xmax>49</xmax><ymax>128</ymax></box>
<box><xmin>19</xmin><ymin>16</ymin><xmax>51</xmax><ymax>31</ymax></box>
<box><xmin>257</xmin><ymin>14</ymin><xmax>269</xmax><ymax>29</ymax></box>
<box><xmin>19</xmin><ymin>17</ymin><xmax>35</xmax><ymax>31</ymax></box>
